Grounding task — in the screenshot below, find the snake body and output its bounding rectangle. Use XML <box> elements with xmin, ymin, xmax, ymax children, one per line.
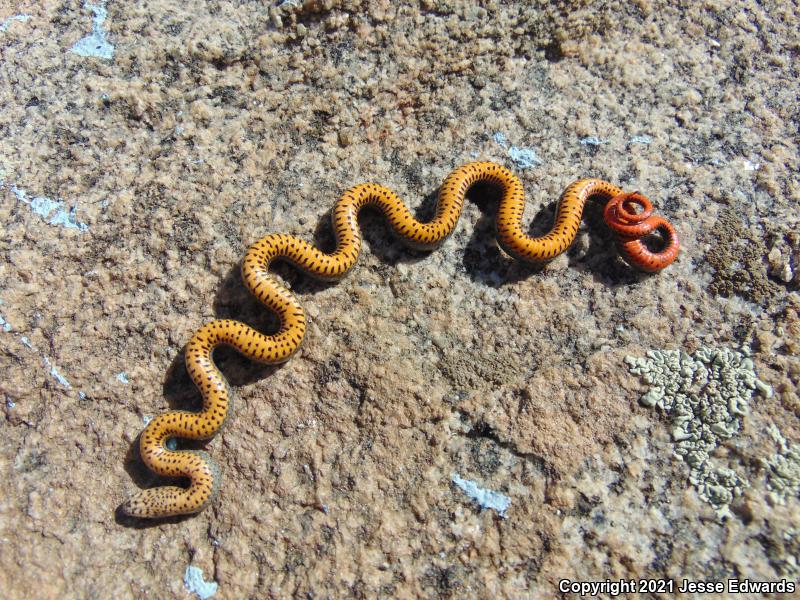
<box><xmin>121</xmin><ymin>161</ymin><xmax>678</xmax><ymax>518</ymax></box>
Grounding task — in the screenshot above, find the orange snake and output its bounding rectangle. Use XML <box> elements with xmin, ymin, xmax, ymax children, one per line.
<box><xmin>121</xmin><ymin>161</ymin><xmax>678</xmax><ymax>518</ymax></box>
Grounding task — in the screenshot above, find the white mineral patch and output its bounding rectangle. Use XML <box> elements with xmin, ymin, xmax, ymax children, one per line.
<box><xmin>43</xmin><ymin>357</ymin><xmax>72</xmax><ymax>389</ymax></box>
<box><xmin>579</xmin><ymin>136</ymin><xmax>609</xmax><ymax>146</ymax></box>
<box><xmin>451</xmin><ymin>473</ymin><xmax>511</xmax><ymax>517</ymax></box>
<box><xmin>10</xmin><ymin>183</ymin><xmax>89</xmax><ymax>231</ymax></box>
<box><xmin>71</xmin><ymin>2</ymin><xmax>115</xmax><ymax>60</ymax></box>
<box><xmin>629</xmin><ymin>134</ymin><xmax>653</xmax><ymax>144</ymax></box>
<box><xmin>0</xmin><ymin>14</ymin><xmax>30</xmax><ymax>33</ymax></box>
<box><xmin>494</xmin><ymin>131</ymin><xmax>543</xmax><ymax>169</ymax></box>
<box><xmin>184</xmin><ymin>565</ymin><xmax>218</xmax><ymax>600</ymax></box>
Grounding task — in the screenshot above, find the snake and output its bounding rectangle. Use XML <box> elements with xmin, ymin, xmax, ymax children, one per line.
<box><xmin>120</xmin><ymin>161</ymin><xmax>679</xmax><ymax>518</ymax></box>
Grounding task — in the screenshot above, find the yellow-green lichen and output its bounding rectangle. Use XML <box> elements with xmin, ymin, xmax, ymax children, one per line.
<box><xmin>764</xmin><ymin>424</ymin><xmax>800</xmax><ymax>504</ymax></box>
<box><xmin>625</xmin><ymin>347</ymin><xmax>772</xmax><ymax>518</ymax></box>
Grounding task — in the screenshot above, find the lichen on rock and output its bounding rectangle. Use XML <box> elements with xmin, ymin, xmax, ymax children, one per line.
<box><xmin>704</xmin><ymin>208</ymin><xmax>778</xmax><ymax>303</ymax></box>
<box><xmin>763</xmin><ymin>424</ymin><xmax>800</xmax><ymax>504</ymax></box>
<box><xmin>625</xmin><ymin>347</ymin><xmax>773</xmax><ymax>518</ymax></box>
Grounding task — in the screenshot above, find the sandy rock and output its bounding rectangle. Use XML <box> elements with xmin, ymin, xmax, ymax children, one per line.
<box><xmin>1</xmin><ymin>0</ymin><xmax>798</xmax><ymax>598</ymax></box>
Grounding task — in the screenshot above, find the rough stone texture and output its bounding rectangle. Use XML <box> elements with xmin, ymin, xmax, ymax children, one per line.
<box><xmin>1</xmin><ymin>0</ymin><xmax>798</xmax><ymax>598</ymax></box>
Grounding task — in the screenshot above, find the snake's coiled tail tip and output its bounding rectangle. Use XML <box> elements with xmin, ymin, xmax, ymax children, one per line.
<box><xmin>604</xmin><ymin>192</ymin><xmax>680</xmax><ymax>273</ymax></box>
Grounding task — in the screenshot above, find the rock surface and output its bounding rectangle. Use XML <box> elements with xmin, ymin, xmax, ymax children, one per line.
<box><xmin>1</xmin><ymin>0</ymin><xmax>798</xmax><ymax>598</ymax></box>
